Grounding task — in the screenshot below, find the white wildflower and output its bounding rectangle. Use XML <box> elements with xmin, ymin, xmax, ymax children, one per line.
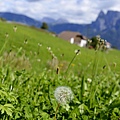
<box><xmin>74</xmin><ymin>49</ymin><xmax>80</xmax><ymax>55</ymax></box>
<box><xmin>47</xmin><ymin>46</ymin><xmax>51</xmax><ymax>51</ymax></box>
<box><xmin>88</xmin><ymin>39</ymin><xmax>92</xmax><ymax>43</ymax></box>
<box><xmin>24</xmin><ymin>39</ymin><xmax>28</xmax><ymax>44</ymax></box>
<box><xmin>38</xmin><ymin>43</ymin><xmax>42</xmax><ymax>47</ymax></box>
<box><xmin>37</xmin><ymin>59</ymin><xmax>41</xmax><ymax>62</ymax></box>
<box><xmin>5</xmin><ymin>33</ymin><xmax>9</xmax><ymax>38</ymax></box>
<box><xmin>13</xmin><ymin>26</ymin><xmax>17</xmax><ymax>32</ymax></box>
<box><xmin>87</xmin><ymin>78</ymin><xmax>92</xmax><ymax>83</ymax></box>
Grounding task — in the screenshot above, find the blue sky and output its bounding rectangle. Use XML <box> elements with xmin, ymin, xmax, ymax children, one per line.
<box><xmin>0</xmin><ymin>0</ymin><xmax>120</xmax><ymax>24</ymax></box>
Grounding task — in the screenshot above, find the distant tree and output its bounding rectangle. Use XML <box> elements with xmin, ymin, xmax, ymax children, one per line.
<box><xmin>111</xmin><ymin>46</ymin><xmax>118</xmax><ymax>49</ymax></box>
<box><xmin>0</xmin><ymin>17</ymin><xmax>6</xmax><ymax>21</ymax></box>
<box><xmin>89</xmin><ymin>36</ymin><xmax>107</xmax><ymax>51</ymax></box>
<box><xmin>40</xmin><ymin>22</ymin><xmax>48</xmax><ymax>30</ymax></box>
<box><xmin>90</xmin><ymin>36</ymin><xmax>99</xmax><ymax>49</ymax></box>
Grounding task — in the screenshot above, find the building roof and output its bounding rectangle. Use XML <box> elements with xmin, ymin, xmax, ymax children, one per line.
<box><xmin>58</xmin><ymin>31</ymin><xmax>81</xmax><ymax>41</ymax></box>
<box><xmin>58</xmin><ymin>31</ymin><xmax>87</xmax><ymax>41</ymax></box>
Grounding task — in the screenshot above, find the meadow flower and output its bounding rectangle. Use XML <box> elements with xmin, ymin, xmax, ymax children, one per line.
<box><xmin>24</xmin><ymin>39</ymin><xmax>28</xmax><ymax>44</ymax></box>
<box><xmin>71</xmin><ymin>63</ymin><xmax>75</xmax><ymax>67</ymax></box>
<box><xmin>34</xmin><ymin>52</ymin><xmax>37</xmax><ymax>56</ymax></box>
<box><xmin>5</xmin><ymin>33</ymin><xmax>9</xmax><ymax>38</ymax></box>
<box><xmin>61</xmin><ymin>53</ymin><xmax>64</xmax><ymax>57</ymax></box>
<box><xmin>113</xmin><ymin>62</ymin><xmax>116</xmax><ymax>67</ymax></box>
<box><xmin>74</xmin><ymin>49</ymin><xmax>80</xmax><ymax>55</ymax></box>
<box><xmin>30</xmin><ymin>51</ymin><xmax>32</xmax><ymax>55</ymax></box>
<box><xmin>87</xmin><ymin>39</ymin><xmax>92</xmax><ymax>43</ymax></box>
<box><xmin>38</xmin><ymin>43</ymin><xmax>42</xmax><ymax>47</ymax></box>
<box><xmin>87</xmin><ymin>78</ymin><xmax>92</xmax><ymax>83</ymax></box>
<box><xmin>37</xmin><ymin>59</ymin><xmax>41</xmax><ymax>62</ymax></box>
<box><xmin>47</xmin><ymin>46</ymin><xmax>51</xmax><ymax>51</ymax></box>
<box><xmin>13</xmin><ymin>26</ymin><xmax>17</xmax><ymax>32</ymax></box>
<box><xmin>54</xmin><ymin>86</ymin><xmax>74</xmax><ymax>105</ymax></box>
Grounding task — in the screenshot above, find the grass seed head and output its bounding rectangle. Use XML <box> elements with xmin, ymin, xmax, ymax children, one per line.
<box><xmin>24</xmin><ymin>39</ymin><xmax>28</xmax><ymax>44</ymax></box>
<box><xmin>5</xmin><ymin>33</ymin><xmax>9</xmax><ymax>38</ymax></box>
<box><xmin>75</xmin><ymin>49</ymin><xmax>80</xmax><ymax>55</ymax></box>
<box><xmin>13</xmin><ymin>26</ymin><xmax>17</xmax><ymax>32</ymax></box>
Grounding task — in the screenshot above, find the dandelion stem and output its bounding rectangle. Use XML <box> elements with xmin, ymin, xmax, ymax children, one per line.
<box><xmin>65</xmin><ymin>50</ymin><xmax>80</xmax><ymax>73</ymax></box>
<box><xmin>0</xmin><ymin>38</ymin><xmax>8</xmax><ymax>55</ymax></box>
<box><xmin>54</xmin><ymin>103</ymin><xmax>60</xmax><ymax>120</ymax></box>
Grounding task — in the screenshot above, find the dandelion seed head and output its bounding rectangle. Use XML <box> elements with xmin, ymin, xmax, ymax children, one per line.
<box><xmin>54</xmin><ymin>86</ymin><xmax>74</xmax><ymax>105</ymax></box>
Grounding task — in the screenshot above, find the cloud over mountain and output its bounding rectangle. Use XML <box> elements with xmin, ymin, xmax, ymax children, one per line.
<box><xmin>0</xmin><ymin>0</ymin><xmax>120</xmax><ymax>24</ymax></box>
<box><xmin>26</xmin><ymin>0</ymin><xmax>44</xmax><ymax>2</ymax></box>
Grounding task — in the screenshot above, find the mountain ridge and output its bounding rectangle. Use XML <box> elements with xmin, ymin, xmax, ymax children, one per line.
<box><xmin>50</xmin><ymin>10</ymin><xmax>120</xmax><ymax>49</ymax></box>
<box><xmin>0</xmin><ymin>12</ymin><xmax>42</xmax><ymax>27</ymax></box>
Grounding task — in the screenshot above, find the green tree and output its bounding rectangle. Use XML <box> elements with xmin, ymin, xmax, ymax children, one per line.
<box><xmin>0</xmin><ymin>17</ymin><xmax>6</xmax><ymax>21</ymax></box>
<box><xmin>40</xmin><ymin>22</ymin><xmax>48</xmax><ymax>30</ymax></box>
<box><xmin>90</xmin><ymin>36</ymin><xmax>99</xmax><ymax>49</ymax></box>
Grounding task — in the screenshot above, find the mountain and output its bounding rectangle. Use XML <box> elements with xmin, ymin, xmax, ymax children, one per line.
<box><xmin>41</xmin><ymin>17</ymin><xmax>56</xmax><ymax>24</ymax></box>
<box><xmin>50</xmin><ymin>10</ymin><xmax>120</xmax><ymax>49</ymax></box>
<box><xmin>41</xmin><ymin>17</ymin><xmax>68</xmax><ymax>25</ymax></box>
<box><xmin>0</xmin><ymin>12</ymin><xmax>42</xmax><ymax>27</ymax></box>
<box><xmin>0</xmin><ymin>12</ymin><xmax>68</xmax><ymax>27</ymax></box>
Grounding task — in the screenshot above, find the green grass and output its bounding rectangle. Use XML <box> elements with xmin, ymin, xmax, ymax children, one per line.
<box><xmin>0</xmin><ymin>21</ymin><xmax>120</xmax><ymax>119</ymax></box>
<box><xmin>0</xmin><ymin>21</ymin><xmax>120</xmax><ymax>76</ymax></box>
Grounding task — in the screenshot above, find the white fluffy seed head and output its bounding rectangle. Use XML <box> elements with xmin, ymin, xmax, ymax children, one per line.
<box><xmin>54</xmin><ymin>86</ymin><xmax>74</xmax><ymax>105</ymax></box>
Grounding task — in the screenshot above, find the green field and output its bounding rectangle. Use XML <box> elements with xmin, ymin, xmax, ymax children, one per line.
<box><xmin>0</xmin><ymin>21</ymin><xmax>120</xmax><ymax>74</ymax></box>
<box><xmin>0</xmin><ymin>21</ymin><xmax>120</xmax><ymax>119</ymax></box>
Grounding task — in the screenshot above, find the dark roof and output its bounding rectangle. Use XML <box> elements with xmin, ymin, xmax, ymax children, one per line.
<box><xmin>58</xmin><ymin>31</ymin><xmax>87</xmax><ymax>41</ymax></box>
<box><xmin>58</xmin><ymin>31</ymin><xmax>81</xmax><ymax>41</ymax></box>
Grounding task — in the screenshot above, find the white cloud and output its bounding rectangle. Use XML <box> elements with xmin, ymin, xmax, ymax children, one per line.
<box><xmin>26</xmin><ymin>0</ymin><xmax>43</xmax><ymax>2</ymax></box>
<box><xmin>0</xmin><ymin>0</ymin><xmax>120</xmax><ymax>24</ymax></box>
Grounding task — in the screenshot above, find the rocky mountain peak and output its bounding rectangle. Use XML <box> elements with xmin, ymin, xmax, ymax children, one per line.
<box><xmin>97</xmin><ymin>10</ymin><xmax>105</xmax><ymax>18</ymax></box>
<box><xmin>105</xmin><ymin>10</ymin><xmax>120</xmax><ymax>26</ymax></box>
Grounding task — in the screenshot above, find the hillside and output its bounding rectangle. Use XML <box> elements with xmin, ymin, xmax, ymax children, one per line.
<box><xmin>0</xmin><ymin>20</ymin><xmax>120</xmax><ymax>75</ymax></box>
<box><xmin>0</xmin><ymin>21</ymin><xmax>120</xmax><ymax>120</ymax></box>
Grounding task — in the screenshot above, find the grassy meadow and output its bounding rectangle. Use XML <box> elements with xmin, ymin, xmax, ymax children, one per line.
<box><xmin>0</xmin><ymin>20</ymin><xmax>120</xmax><ymax>119</ymax></box>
